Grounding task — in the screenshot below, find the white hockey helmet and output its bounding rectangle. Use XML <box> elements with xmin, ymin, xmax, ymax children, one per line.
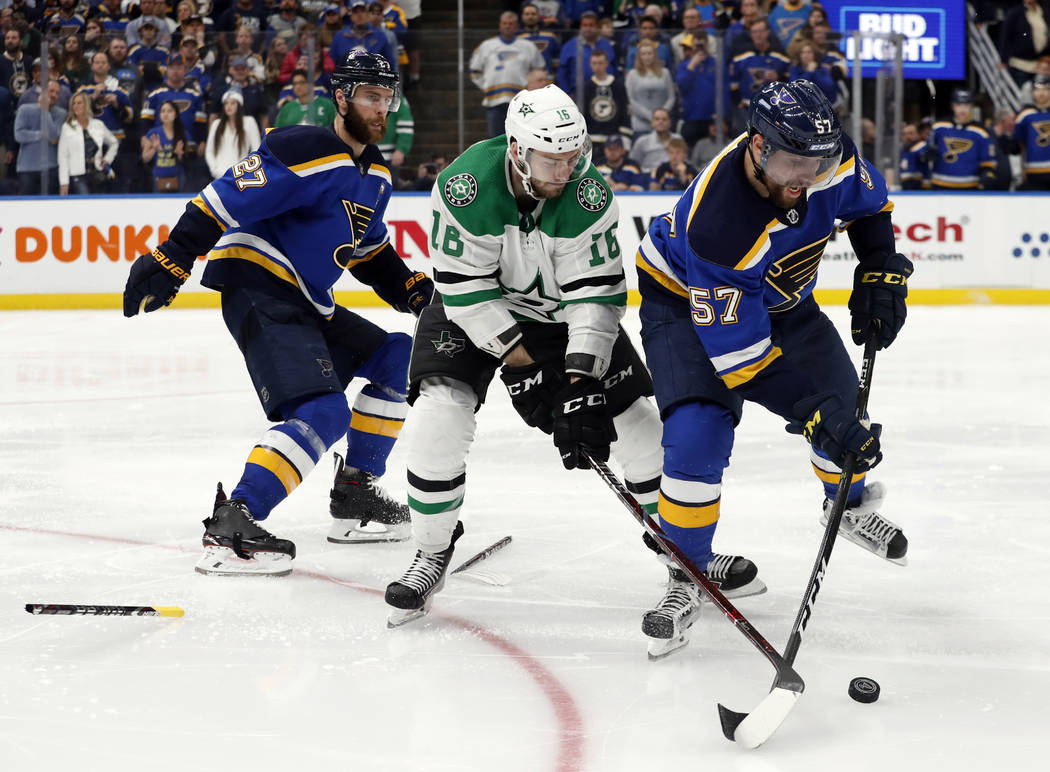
<box><xmin>505</xmin><ymin>85</ymin><xmax>592</xmax><ymax>197</ymax></box>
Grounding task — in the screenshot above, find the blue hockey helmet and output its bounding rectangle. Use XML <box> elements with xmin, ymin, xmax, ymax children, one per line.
<box><xmin>330</xmin><ymin>50</ymin><xmax>401</xmax><ymax>111</ymax></box>
<box><xmin>747</xmin><ymin>80</ymin><xmax>842</xmax><ymax>188</ymax></box>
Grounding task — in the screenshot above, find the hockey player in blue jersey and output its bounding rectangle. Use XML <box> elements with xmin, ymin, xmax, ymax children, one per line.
<box><xmin>925</xmin><ymin>88</ymin><xmax>998</xmax><ymax>190</ymax></box>
<box><xmin>1014</xmin><ymin>74</ymin><xmax>1050</xmax><ymax>190</ymax></box>
<box><xmin>121</xmin><ymin>51</ymin><xmax>435</xmax><ymax>576</ymax></box>
<box><xmin>635</xmin><ymin>80</ymin><xmax>912</xmax><ymax>655</ymax></box>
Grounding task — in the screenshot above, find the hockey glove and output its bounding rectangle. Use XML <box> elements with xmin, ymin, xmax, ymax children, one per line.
<box><xmin>499</xmin><ymin>361</ymin><xmax>566</xmax><ymax>435</ymax></box>
<box><xmin>399</xmin><ymin>272</ymin><xmax>435</xmax><ymax>316</ymax></box>
<box><xmin>553</xmin><ymin>377</ymin><xmax>617</xmax><ymax>470</ymax></box>
<box><xmin>848</xmin><ymin>252</ymin><xmax>913</xmax><ymax>350</ymax></box>
<box><xmin>122</xmin><ymin>247</ymin><xmax>193</xmax><ymax>317</ymax></box>
<box><xmin>787</xmin><ymin>392</ymin><xmax>883</xmax><ymax>471</ymax></box>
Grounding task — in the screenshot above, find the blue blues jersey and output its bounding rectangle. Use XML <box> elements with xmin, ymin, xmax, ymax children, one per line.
<box><xmin>596</xmin><ymin>157</ymin><xmax>648</xmax><ymax>191</ymax></box>
<box><xmin>730</xmin><ymin>50</ymin><xmax>791</xmax><ymax>105</ymax></box>
<box><xmin>926</xmin><ymin>120</ymin><xmax>997</xmax><ymax>189</ymax></box>
<box><xmin>899</xmin><ymin>139</ymin><xmax>928</xmax><ymax>189</ymax></box>
<box><xmin>141</xmin><ymin>85</ymin><xmax>208</xmax><ymax>144</ymax></box>
<box><xmin>1013</xmin><ymin>104</ymin><xmax>1050</xmax><ymax>177</ymax></box>
<box><xmin>75</xmin><ymin>83</ymin><xmax>133</xmax><ymax>140</ymax></box>
<box><xmin>194</xmin><ymin>126</ymin><xmax>397</xmax><ymax>318</ymax></box>
<box><xmin>637</xmin><ymin>132</ymin><xmax>893</xmax><ymax>412</ymax></box>
<box><xmin>517</xmin><ymin>30</ymin><xmax>561</xmax><ymax>73</ymax></box>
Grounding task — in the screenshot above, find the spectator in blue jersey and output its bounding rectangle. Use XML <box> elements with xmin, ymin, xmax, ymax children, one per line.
<box><xmin>128</xmin><ymin>18</ymin><xmax>171</xmax><ymax>93</ymax></box>
<box><xmin>141</xmin><ymin>99</ymin><xmax>185</xmax><ymax>191</ymax></box>
<box><xmin>675</xmin><ymin>31</ymin><xmax>717</xmax><ymax>148</ymax></box>
<box><xmin>925</xmin><ymin>88</ymin><xmax>998</xmax><ymax>190</ymax></box>
<box><xmin>1014</xmin><ymin>73</ymin><xmax>1050</xmax><ymax>190</ymax></box>
<box><xmin>558</xmin><ymin>11</ymin><xmax>616</xmax><ymax>100</ymax></box>
<box><xmin>730</xmin><ymin>17</ymin><xmax>790</xmax><ymax>131</ymax></box>
<box><xmin>121</xmin><ymin>52</ymin><xmax>434</xmax><ymax>576</ymax></box>
<box><xmin>374</xmin><ymin>1</ymin><xmax>408</xmax><ymax>71</ymax></box>
<box><xmin>582</xmin><ymin>46</ymin><xmax>631</xmax><ymax>162</ymax></box>
<box><xmin>177</xmin><ymin>37</ymin><xmax>212</xmax><ymax>95</ymax></box>
<box><xmin>45</xmin><ymin>0</ymin><xmax>85</xmax><ymax>36</ymax></box>
<box><xmin>649</xmin><ymin>136</ymin><xmax>697</xmax><ymax>190</ymax></box>
<box><xmin>726</xmin><ymin>0</ymin><xmax>769</xmax><ymax>58</ymax></box>
<box><xmin>330</xmin><ymin>0</ymin><xmax>397</xmax><ymax>73</ymax></box>
<box><xmin>141</xmin><ymin>54</ymin><xmax>208</xmax><ymax>185</ymax></box>
<box><xmin>625</xmin><ymin>16</ymin><xmax>673</xmax><ymax>72</ymax></box>
<box><xmin>788</xmin><ymin>42</ymin><xmax>836</xmax><ymax>105</ymax></box>
<box><xmin>563</xmin><ymin>0</ymin><xmax>605</xmax><ymax>25</ymax></box>
<box><xmin>898</xmin><ymin>122</ymin><xmax>927</xmax><ymax>190</ymax></box>
<box><xmin>88</xmin><ymin>0</ymin><xmax>132</xmax><ymax>34</ymax></box>
<box><xmin>519</xmin><ymin>3</ymin><xmax>560</xmax><ymax>76</ymax></box>
<box><xmin>768</xmin><ymin>0</ymin><xmax>811</xmax><ymax>47</ymax></box>
<box><xmin>596</xmin><ymin>132</ymin><xmax>642</xmax><ymax>190</ymax></box>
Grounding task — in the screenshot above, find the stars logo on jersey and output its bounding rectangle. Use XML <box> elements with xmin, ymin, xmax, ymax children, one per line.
<box><xmin>943</xmin><ymin>137</ymin><xmax>973</xmax><ymax>163</ymax></box>
<box><xmin>576</xmin><ymin>177</ymin><xmax>608</xmax><ymax>212</ymax></box>
<box><xmin>431</xmin><ymin>330</ymin><xmax>466</xmax><ymax>358</ymax></box>
<box><xmin>444</xmin><ymin>173</ymin><xmax>478</xmax><ymax>207</ymax></box>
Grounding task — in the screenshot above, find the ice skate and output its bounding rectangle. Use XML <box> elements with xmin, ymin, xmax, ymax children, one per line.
<box><xmin>821</xmin><ymin>482</ymin><xmax>908</xmax><ymax>565</ymax></box>
<box><xmin>643</xmin><ymin>532</ymin><xmax>766</xmax><ymax>600</ymax></box>
<box><xmin>385</xmin><ymin>521</ymin><xmax>464</xmax><ymax>627</ymax></box>
<box><xmin>643</xmin><ymin>566</ymin><xmax>703</xmax><ymax>660</ymax></box>
<box><xmin>328</xmin><ymin>452</ymin><xmax>410</xmax><ymax>543</ymax></box>
<box><xmin>195</xmin><ymin>483</ymin><xmax>296</xmax><ymax>576</ymax></box>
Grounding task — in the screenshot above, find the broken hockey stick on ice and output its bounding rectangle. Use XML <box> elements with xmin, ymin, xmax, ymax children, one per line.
<box><xmin>449</xmin><ymin>535</ymin><xmax>512</xmax><ymax>585</ymax></box>
<box><xmin>718</xmin><ymin>336</ymin><xmax>881</xmax><ymax>748</ymax></box>
<box><xmin>581</xmin><ymin>450</ymin><xmax>804</xmax><ymax>750</ymax></box>
<box><xmin>26</xmin><ymin>604</ymin><xmax>184</xmax><ymax>617</ymax></box>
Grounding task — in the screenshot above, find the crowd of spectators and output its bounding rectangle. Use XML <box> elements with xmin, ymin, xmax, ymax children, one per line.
<box><xmin>3</xmin><ymin>1</ymin><xmax>1050</xmax><ymax>196</ymax></box>
<box><xmin>0</xmin><ymin>0</ymin><xmax>424</xmax><ymax>194</ymax></box>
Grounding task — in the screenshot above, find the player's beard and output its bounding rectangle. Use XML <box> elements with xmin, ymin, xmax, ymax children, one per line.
<box><xmin>529</xmin><ymin>178</ymin><xmax>567</xmax><ymax>199</ymax></box>
<box><xmin>342</xmin><ymin>103</ymin><xmax>387</xmax><ymax>146</ymax></box>
<box><xmin>763</xmin><ymin>178</ymin><xmax>805</xmax><ymax>209</ymax></box>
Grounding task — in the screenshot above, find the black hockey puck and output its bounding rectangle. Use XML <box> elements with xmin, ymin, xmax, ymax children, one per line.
<box><xmin>848</xmin><ymin>677</ymin><xmax>880</xmax><ymax>703</ymax></box>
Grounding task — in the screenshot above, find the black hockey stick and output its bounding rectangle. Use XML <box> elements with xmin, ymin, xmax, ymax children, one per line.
<box><xmin>26</xmin><ymin>604</ymin><xmax>184</xmax><ymax>617</ymax></box>
<box><xmin>582</xmin><ymin>450</ymin><xmax>804</xmax><ymax>749</ymax></box>
<box><xmin>450</xmin><ymin>535</ymin><xmax>512</xmax><ymax>575</ymax></box>
<box><xmin>718</xmin><ymin>335</ymin><xmax>880</xmax><ymax>746</ymax></box>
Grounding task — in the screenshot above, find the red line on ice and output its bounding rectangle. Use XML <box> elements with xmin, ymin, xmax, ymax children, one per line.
<box><xmin>2</xmin><ymin>523</ymin><xmax>586</xmax><ymax>772</ymax></box>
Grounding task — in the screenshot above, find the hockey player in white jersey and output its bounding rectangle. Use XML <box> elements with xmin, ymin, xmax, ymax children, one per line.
<box><xmin>383</xmin><ymin>85</ymin><xmax>764</xmax><ymax>656</ymax></box>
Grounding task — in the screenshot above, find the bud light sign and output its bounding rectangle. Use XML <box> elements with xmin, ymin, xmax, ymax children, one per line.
<box><xmin>820</xmin><ymin>1</ymin><xmax>966</xmax><ymax>80</ymax></box>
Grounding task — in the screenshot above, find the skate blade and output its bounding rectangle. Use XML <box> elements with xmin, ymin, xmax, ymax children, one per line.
<box><xmin>387</xmin><ymin>606</ymin><xmax>429</xmax><ymax>628</ymax></box>
<box><xmin>194</xmin><ymin>546</ymin><xmax>293</xmax><ymax>577</ymax></box>
<box><xmin>647</xmin><ymin>634</ymin><xmax>690</xmax><ymax>661</ymax></box>
<box><xmin>706</xmin><ymin>578</ymin><xmax>768</xmax><ymax>601</ymax></box>
<box><xmin>327</xmin><ymin>519</ymin><xmax>410</xmax><ymax>544</ymax></box>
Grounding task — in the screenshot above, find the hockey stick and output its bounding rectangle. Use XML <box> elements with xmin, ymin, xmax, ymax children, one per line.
<box><xmin>449</xmin><ymin>536</ymin><xmax>513</xmax><ymax>585</ymax></box>
<box><xmin>718</xmin><ymin>336</ymin><xmax>880</xmax><ymax>747</ymax></box>
<box><xmin>581</xmin><ymin>450</ymin><xmax>804</xmax><ymax>749</ymax></box>
<box><xmin>26</xmin><ymin>604</ymin><xmax>184</xmax><ymax>617</ymax></box>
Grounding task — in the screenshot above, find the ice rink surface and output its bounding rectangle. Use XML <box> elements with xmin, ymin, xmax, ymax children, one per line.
<box><xmin>1</xmin><ymin>305</ymin><xmax>1048</xmax><ymax>772</ymax></box>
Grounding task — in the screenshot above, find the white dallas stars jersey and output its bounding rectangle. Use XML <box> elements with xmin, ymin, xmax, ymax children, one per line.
<box><xmin>429</xmin><ymin>135</ymin><xmax>627</xmax><ymax>372</ymax></box>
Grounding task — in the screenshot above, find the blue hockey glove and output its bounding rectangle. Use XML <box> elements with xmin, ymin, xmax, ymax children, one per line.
<box><xmin>499</xmin><ymin>361</ymin><xmax>565</xmax><ymax>435</ymax></box>
<box><xmin>787</xmin><ymin>392</ymin><xmax>882</xmax><ymax>471</ymax></box>
<box><xmin>122</xmin><ymin>247</ymin><xmax>192</xmax><ymax>317</ymax></box>
<box><xmin>553</xmin><ymin>378</ymin><xmax>617</xmax><ymax>470</ymax></box>
<box><xmin>848</xmin><ymin>252</ymin><xmax>912</xmax><ymax>350</ymax></box>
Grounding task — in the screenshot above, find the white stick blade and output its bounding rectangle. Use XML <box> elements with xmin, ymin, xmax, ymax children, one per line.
<box><xmin>733</xmin><ymin>687</ymin><xmax>800</xmax><ymax>750</ymax></box>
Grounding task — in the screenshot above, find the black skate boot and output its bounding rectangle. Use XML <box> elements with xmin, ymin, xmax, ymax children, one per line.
<box><xmin>328</xmin><ymin>452</ymin><xmax>410</xmax><ymax>543</ymax></box>
<box><xmin>384</xmin><ymin>521</ymin><xmax>465</xmax><ymax>627</ymax></box>
<box><xmin>643</xmin><ymin>532</ymin><xmax>767</xmax><ymax>599</ymax></box>
<box><xmin>642</xmin><ymin>566</ymin><xmax>703</xmax><ymax>660</ymax></box>
<box><xmin>821</xmin><ymin>482</ymin><xmax>908</xmax><ymax>565</ymax></box>
<box><xmin>195</xmin><ymin>483</ymin><xmax>296</xmax><ymax>576</ymax></box>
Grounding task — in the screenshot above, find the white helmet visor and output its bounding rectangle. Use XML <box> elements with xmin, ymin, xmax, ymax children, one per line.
<box><xmin>761</xmin><ymin>145</ymin><xmax>841</xmax><ymax>188</ymax></box>
<box><xmin>522</xmin><ymin>137</ymin><xmax>592</xmax><ymax>185</ymax></box>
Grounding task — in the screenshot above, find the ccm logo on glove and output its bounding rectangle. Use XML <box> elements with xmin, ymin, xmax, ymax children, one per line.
<box><xmin>859</xmin><ymin>271</ymin><xmax>908</xmax><ymax>286</ymax></box>
<box><xmin>561</xmin><ymin>392</ymin><xmax>607</xmax><ymax>412</ymax></box>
